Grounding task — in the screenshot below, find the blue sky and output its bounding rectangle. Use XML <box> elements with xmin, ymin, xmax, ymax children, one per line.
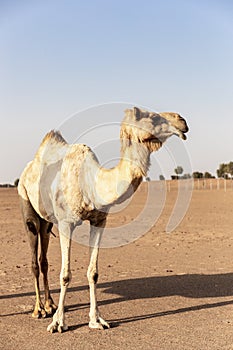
<box><xmin>1</xmin><ymin>0</ymin><xmax>233</xmax><ymax>182</ymax></box>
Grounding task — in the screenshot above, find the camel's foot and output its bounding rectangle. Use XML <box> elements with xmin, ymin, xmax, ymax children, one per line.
<box><xmin>89</xmin><ymin>316</ymin><xmax>110</xmax><ymax>330</ymax></box>
<box><xmin>47</xmin><ymin>310</ymin><xmax>68</xmax><ymax>333</ymax></box>
<box><xmin>32</xmin><ymin>298</ymin><xmax>57</xmax><ymax>319</ymax></box>
<box><xmin>44</xmin><ymin>298</ymin><xmax>57</xmax><ymax>315</ymax></box>
<box><xmin>47</xmin><ymin>321</ymin><xmax>68</xmax><ymax>333</ymax></box>
<box><xmin>32</xmin><ymin>308</ymin><xmax>46</xmax><ymax>318</ymax></box>
<box><xmin>32</xmin><ymin>302</ymin><xmax>46</xmax><ymax>319</ymax></box>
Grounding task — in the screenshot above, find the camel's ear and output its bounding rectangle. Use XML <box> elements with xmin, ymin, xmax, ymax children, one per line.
<box><xmin>133</xmin><ymin>107</ymin><xmax>141</xmax><ymax>121</ymax></box>
<box><xmin>124</xmin><ymin>107</ymin><xmax>141</xmax><ymax>121</ymax></box>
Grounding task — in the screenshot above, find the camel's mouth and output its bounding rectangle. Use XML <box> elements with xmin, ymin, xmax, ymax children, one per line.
<box><xmin>176</xmin><ymin>120</ymin><xmax>189</xmax><ymax>140</ymax></box>
<box><xmin>159</xmin><ymin>112</ymin><xmax>189</xmax><ymax>141</ymax></box>
<box><xmin>175</xmin><ymin>129</ymin><xmax>187</xmax><ymax>140</ymax></box>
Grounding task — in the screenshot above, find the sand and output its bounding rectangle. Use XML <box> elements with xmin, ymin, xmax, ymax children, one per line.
<box><xmin>1</xmin><ymin>182</ymin><xmax>233</xmax><ymax>350</ymax></box>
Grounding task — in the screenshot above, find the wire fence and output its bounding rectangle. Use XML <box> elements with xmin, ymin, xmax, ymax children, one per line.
<box><xmin>187</xmin><ymin>178</ymin><xmax>233</xmax><ymax>191</ymax></box>
<box><xmin>163</xmin><ymin>179</ymin><xmax>233</xmax><ymax>192</ymax></box>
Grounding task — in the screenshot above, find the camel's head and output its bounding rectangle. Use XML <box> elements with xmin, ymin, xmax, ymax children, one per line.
<box><xmin>120</xmin><ymin>107</ymin><xmax>189</xmax><ymax>152</ymax></box>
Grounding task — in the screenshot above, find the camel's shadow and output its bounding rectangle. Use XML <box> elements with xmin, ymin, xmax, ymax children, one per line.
<box><xmin>2</xmin><ymin>273</ymin><xmax>233</xmax><ymax>327</ymax></box>
<box><xmin>99</xmin><ymin>273</ymin><xmax>233</xmax><ymax>299</ymax></box>
<box><xmin>66</xmin><ymin>272</ymin><xmax>233</xmax><ymax>329</ymax></box>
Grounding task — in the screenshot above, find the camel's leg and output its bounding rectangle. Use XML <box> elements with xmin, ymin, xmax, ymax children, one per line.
<box><xmin>20</xmin><ymin>197</ymin><xmax>45</xmax><ymax>318</ymax></box>
<box><xmin>28</xmin><ymin>225</ymin><xmax>46</xmax><ymax>318</ymax></box>
<box><xmin>87</xmin><ymin>219</ymin><xmax>110</xmax><ymax>330</ymax></box>
<box><xmin>39</xmin><ymin>220</ymin><xmax>57</xmax><ymax>315</ymax></box>
<box><xmin>47</xmin><ymin>221</ymin><xmax>72</xmax><ymax>333</ymax></box>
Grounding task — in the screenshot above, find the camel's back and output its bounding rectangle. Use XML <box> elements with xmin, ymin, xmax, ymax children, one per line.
<box><xmin>18</xmin><ymin>131</ymin><xmax>95</xmax><ymax>221</ymax></box>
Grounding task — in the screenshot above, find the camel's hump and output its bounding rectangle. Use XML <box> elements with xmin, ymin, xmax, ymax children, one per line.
<box><xmin>41</xmin><ymin>130</ymin><xmax>67</xmax><ymax>146</ymax></box>
<box><xmin>36</xmin><ymin>130</ymin><xmax>93</xmax><ymax>166</ymax></box>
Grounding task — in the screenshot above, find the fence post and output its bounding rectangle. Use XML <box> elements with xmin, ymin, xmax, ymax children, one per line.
<box><xmin>204</xmin><ymin>179</ymin><xmax>206</xmax><ymax>189</ymax></box>
<box><xmin>167</xmin><ymin>181</ymin><xmax>170</xmax><ymax>193</ymax></box>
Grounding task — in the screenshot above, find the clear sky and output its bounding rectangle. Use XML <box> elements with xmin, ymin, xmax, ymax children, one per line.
<box><xmin>1</xmin><ymin>0</ymin><xmax>233</xmax><ymax>182</ymax></box>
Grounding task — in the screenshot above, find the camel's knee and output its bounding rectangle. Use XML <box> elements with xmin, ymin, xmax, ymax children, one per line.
<box><xmin>39</xmin><ymin>255</ymin><xmax>48</xmax><ymax>275</ymax></box>
<box><xmin>60</xmin><ymin>271</ymin><xmax>72</xmax><ymax>287</ymax></box>
<box><xmin>93</xmin><ymin>272</ymin><xmax>98</xmax><ymax>284</ymax></box>
<box><xmin>20</xmin><ymin>197</ymin><xmax>40</xmax><ymax>235</ymax></box>
<box><xmin>87</xmin><ymin>269</ymin><xmax>99</xmax><ymax>284</ymax></box>
<box><xmin>26</xmin><ymin>220</ymin><xmax>39</xmax><ymax>235</ymax></box>
<box><xmin>32</xmin><ymin>260</ymin><xmax>39</xmax><ymax>279</ymax></box>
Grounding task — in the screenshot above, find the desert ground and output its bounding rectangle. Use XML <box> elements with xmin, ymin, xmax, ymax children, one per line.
<box><xmin>1</xmin><ymin>180</ymin><xmax>233</xmax><ymax>350</ymax></box>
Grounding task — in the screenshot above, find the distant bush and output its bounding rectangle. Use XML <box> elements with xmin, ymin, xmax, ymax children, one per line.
<box><xmin>182</xmin><ymin>173</ymin><xmax>192</xmax><ymax>179</ymax></box>
<box><xmin>193</xmin><ymin>171</ymin><xmax>203</xmax><ymax>179</ymax></box>
<box><xmin>14</xmin><ymin>178</ymin><xmax>19</xmax><ymax>187</ymax></box>
<box><xmin>204</xmin><ymin>172</ymin><xmax>215</xmax><ymax>179</ymax></box>
<box><xmin>0</xmin><ymin>184</ymin><xmax>15</xmax><ymax>188</ymax></box>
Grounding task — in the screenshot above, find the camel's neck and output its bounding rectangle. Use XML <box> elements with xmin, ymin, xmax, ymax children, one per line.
<box><xmin>119</xmin><ymin>138</ymin><xmax>151</xmax><ymax>178</ymax></box>
<box><xmin>92</xmin><ymin>140</ymin><xmax>151</xmax><ymax>206</ymax></box>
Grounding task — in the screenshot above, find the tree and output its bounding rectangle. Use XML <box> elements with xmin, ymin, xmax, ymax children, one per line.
<box><xmin>216</xmin><ymin>162</ymin><xmax>233</xmax><ymax>178</ymax></box>
<box><xmin>192</xmin><ymin>171</ymin><xmax>203</xmax><ymax>179</ymax></box>
<box><xmin>145</xmin><ymin>176</ymin><xmax>151</xmax><ymax>182</ymax></box>
<box><xmin>227</xmin><ymin>162</ymin><xmax>233</xmax><ymax>178</ymax></box>
<box><xmin>217</xmin><ymin>163</ymin><xmax>226</xmax><ymax>178</ymax></box>
<box><xmin>174</xmin><ymin>166</ymin><xmax>183</xmax><ymax>176</ymax></box>
<box><xmin>204</xmin><ymin>172</ymin><xmax>212</xmax><ymax>179</ymax></box>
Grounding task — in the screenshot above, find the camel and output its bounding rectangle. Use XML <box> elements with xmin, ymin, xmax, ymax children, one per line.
<box><xmin>18</xmin><ymin>107</ymin><xmax>188</xmax><ymax>333</ymax></box>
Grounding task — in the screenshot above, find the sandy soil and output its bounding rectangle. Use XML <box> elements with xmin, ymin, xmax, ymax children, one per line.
<box><xmin>1</xmin><ymin>183</ymin><xmax>233</xmax><ymax>350</ymax></box>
